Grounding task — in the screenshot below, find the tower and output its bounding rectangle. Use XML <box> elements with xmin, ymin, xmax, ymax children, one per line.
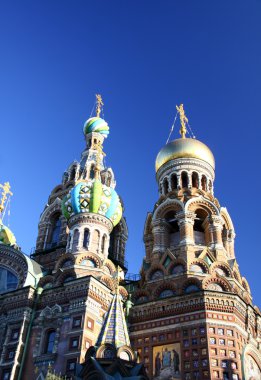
<box><xmin>0</xmin><ymin>97</ymin><xmax>139</xmax><ymax>380</ymax></box>
<box><xmin>128</xmin><ymin>105</ymin><xmax>261</xmax><ymax>380</ymax></box>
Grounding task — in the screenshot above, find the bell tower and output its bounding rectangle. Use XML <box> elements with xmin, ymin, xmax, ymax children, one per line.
<box><xmin>129</xmin><ymin>105</ymin><xmax>261</xmax><ymax>380</ymax></box>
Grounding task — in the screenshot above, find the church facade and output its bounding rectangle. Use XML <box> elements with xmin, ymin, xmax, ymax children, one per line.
<box><xmin>0</xmin><ymin>99</ymin><xmax>260</xmax><ymax>380</ymax></box>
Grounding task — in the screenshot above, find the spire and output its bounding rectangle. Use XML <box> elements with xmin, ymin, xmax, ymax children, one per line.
<box><xmin>96</xmin><ymin>291</ymin><xmax>130</xmax><ymax>348</ymax></box>
<box><xmin>176</xmin><ymin>104</ymin><xmax>188</xmax><ymax>139</ymax></box>
<box><xmin>96</xmin><ymin>269</ymin><xmax>130</xmax><ymax>348</ymax></box>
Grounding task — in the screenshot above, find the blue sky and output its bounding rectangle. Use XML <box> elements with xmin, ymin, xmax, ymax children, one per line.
<box><xmin>0</xmin><ymin>1</ymin><xmax>260</xmax><ymax>305</ymax></box>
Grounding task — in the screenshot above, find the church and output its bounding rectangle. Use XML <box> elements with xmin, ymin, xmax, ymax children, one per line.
<box><xmin>0</xmin><ymin>96</ymin><xmax>260</xmax><ymax>380</ymax></box>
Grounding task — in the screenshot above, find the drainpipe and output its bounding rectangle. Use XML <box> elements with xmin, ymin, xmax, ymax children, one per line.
<box><xmin>17</xmin><ymin>287</ymin><xmax>43</xmax><ymax>380</ymax></box>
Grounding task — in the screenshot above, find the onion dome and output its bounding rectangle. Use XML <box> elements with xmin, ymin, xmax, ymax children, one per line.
<box><xmin>62</xmin><ymin>180</ymin><xmax>122</xmax><ymax>226</ymax></box>
<box><xmin>83</xmin><ymin>117</ymin><xmax>109</xmax><ymax>137</ymax></box>
<box><xmin>155</xmin><ymin>138</ymin><xmax>215</xmax><ymax>172</ymax></box>
<box><xmin>0</xmin><ymin>221</ymin><xmax>16</xmax><ymax>246</ymax></box>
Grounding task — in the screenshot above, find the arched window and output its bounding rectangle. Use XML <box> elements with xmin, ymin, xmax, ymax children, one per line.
<box><xmin>45</xmin><ymin>330</ymin><xmax>56</xmax><ymax>353</ymax></box>
<box><xmin>163</xmin><ymin>178</ymin><xmax>169</xmax><ymax>195</ymax></box>
<box><xmin>192</xmin><ymin>172</ymin><xmax>199</xmax><ymax>188</ymax></box>
<box><xmin>50</xmin><ymin>215</ymin><xmax>61</xmax><ymax>246</ymax></box>
<box><xmin>209</xmin><ymin>180</ymin><xmax>212</xmax><ymax>192</ymax></box>
<box><xmin>194</xmin><ymin>209</ymin><xmax>208</xmax><ymax>245</ymax></box>
<box><xmin>201</xmin><ymin>175</ymin><xmax>207</xmax><ymax>191</ymax></box>
<box><xmin>72</xmin><ymin>229</ymin><xmax>79</xmax><ymax>251</ymax></box>
<box><xmin>151</xmin><ymin>270</ymin><xmax>164</xmax><ymax>280</ymax></box>
<box><xmin>159</xmin><ymin>289</ymin><xmax>175</xmax><ymax>298</ymax></box>
<box><xmin>90</xmin><ymin>164</ymin><xmax>95</xmax><ymax>179</ymax></box>
<box><xmin>171</xmin><ymin>174</ymin><xmax>178</xmax><ymax>190</ymax></box>
<box><xmin>83</xmin><ymin>229</ymin><xmax>90</xmax><ymax>248</ymax></box>
<box><xmin>172</xmin><ymin>264</ymin><xmax>184</xmax><ymax>275</ymax></box>
<box><xmin>181</xmin><ymin>172</ymin><xmax>188</xmax><ymax>188</ymax></box>
<box><xmin>101</xmin><ymin>235</ymin><xmax>106</xmax><ymax>254</ymax></box>
<box><xmin>61</xmin><ymin>259</ymin><xmax>73</xmax><ymax>268</ymax></box>
<box><xmin>0</xmin><ymin>267</ymin><xmax>18</xmax><ymax>293</ymax></box>
<box><xmin>190</xmin><ymin>264</ymin><xmax>205</xmax><ymax>274</ymax></box>
<box><xmin>80</xmin><ymin>259</ymin><xmax>96</xmax><ymax>267</ymax></box>
<box><xmin>165</xmin><ymin>211</ymin><xmax>179</xmax><ymax>248</ymax></box>
<box><xmin>206</xmin><ymin>283</ymin><xmax>224</xmax><ymax>291</ymax></box>
<box><xmin>185</xmin><ymin>284</ymin><xmax>200</xmax><ymax>294</ymax></box>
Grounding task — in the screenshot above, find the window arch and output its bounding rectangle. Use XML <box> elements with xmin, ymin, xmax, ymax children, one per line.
<box><xmin>189</xmin><ymin>263</ymin><xmax>205</xmax><ymax>274</ymax></box>
<box><xmin>185</xmin><ymin>284</ymin><xmax>200</xmax><ymax>294</ymax></box>
<box><xmin>181</xmin><ymin>172</ymin><xmax>188</xmax><ymax>188</ymax></box>
<box><xmin>72</xmin><ymin>229</ymin><xmax>79</xmax><ymax>251</ymax></box>
<box><xmin>80</xmin><ymin>258</ymin><xmax>96</xmax><ymax>267</ymax></box>
<box><xmin>0</xmin><ymin>267</ymin><xmax>18</xmax><ymax>293</ymax></box>
<box><xmin>159</xmin><ymin>289</ymin><xmax>175</xmax><ymax>298</ymax></box>
<box><xmin>61</xmin><ymin>259</ymin><xmax>73</xmax><ymax>268</ymax></box>
<box><xmin>194</xmin><ymin>209</ymin><xmax>208</xmax><ymax>245</ymax></box>
<box><xmin>201</xmin><ymin>175</ymin><xmax>207</xmax><ymax>191</ymax></box>
<box><xmin>172</xmin><ymin>264</ymin><xmax>184</xmax><ymax>275</ymax></box>
<box><xmin>164</xmin><ymin>210</ymin><xmax>179</xmax><ymax>248</ymax></box>
<box><xmin>150</xmin><ymin>270</ymin><xmax>164</xmax><ymax>280</ymax></box>
<box><xmin>192</xmin><ymin>172</ymin><xmax>199</xmax><ymax>188</ymax></box>
<box><xmin>83</xmin><ymin>229</ymin><xmax>90</xmax><ymax>249</ymax></box>
<box><xmin>44</xmin><ymin>330</ymin><xmax>56</xmax><ymax>354</ymax></box>
<box><xmin>49</xmin><ymin>214</ymin><xmax>61</xmax><ymax>247</ymax></box>
<box><xmin>163</xmin><ymin>178</ymin><xmax>169</xmax><ymax>195</ymax></box>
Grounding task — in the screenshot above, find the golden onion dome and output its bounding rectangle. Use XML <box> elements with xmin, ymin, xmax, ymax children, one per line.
<box><xmin>155</xmin><ymin>138</ymin><xmax>215</xmax><ymax>172</ymax></box>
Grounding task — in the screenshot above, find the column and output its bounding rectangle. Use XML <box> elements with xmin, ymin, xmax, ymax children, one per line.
<box><xmin>209</xmin><ymin>216</ymin><xmax>223</xmax><ymax>248</ymax></box>
<box><xmin>177</xmin><ymin>211</ymin><xmax>196</xmax><ymax>246</ymax></box>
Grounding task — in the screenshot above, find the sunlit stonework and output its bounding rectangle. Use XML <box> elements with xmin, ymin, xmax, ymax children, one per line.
<box><xmin>0</xmin><ymin>101</ymin><xmax>260</xmax><ymax>380</ymax></box>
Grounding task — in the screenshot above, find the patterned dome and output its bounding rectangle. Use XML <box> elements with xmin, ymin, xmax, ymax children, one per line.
<box><xmin>62</xmin><ymin>180</ymin><xmax>122</xmax><ymax>226</ymax></box>
<box><xmin>83</xmin><ymin>117</ymin><xmax>109</xmax><ymax>137</ymax></box>
<box><xmin>0</xmin><ymin>221</ymin><xmax>16</xmax><ymax>246</ymax></box>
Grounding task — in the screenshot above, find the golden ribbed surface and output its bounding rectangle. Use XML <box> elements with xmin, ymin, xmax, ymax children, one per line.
<box><xmin>155</xmin><ymin>138</ymin><xmax>215</xmax><ymax>172</ymax></box>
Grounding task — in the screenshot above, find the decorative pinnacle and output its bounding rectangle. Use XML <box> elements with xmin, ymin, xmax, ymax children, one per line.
<box><xmin>0</xmin><ymin>182</ymin><xmax>13</xmax><ymax>215</ymax></box>
<box><xmin>176</xmin><ymin>104</ymin><xmax>188</xmax><ymax>139</ymax></box>
<box><xmin>95</xmin><ymin>94</ymin><xmax>104</xmax><ymax>118</ymax></box>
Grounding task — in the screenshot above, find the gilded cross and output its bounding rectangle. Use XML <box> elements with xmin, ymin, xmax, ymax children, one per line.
<box><xmin>0</xmin><ymin>182</ymin><xmax>13</xmax><ymax>215</ymax></box>
<box><xmin>176</xmin><ymin>104</ymin><xmax>188</xmax><ymax>138</ymax></box>
<box><xmin>96</xmin><ymin>94</ymin><xmax>104</xmax><ymax>118</ymax></box>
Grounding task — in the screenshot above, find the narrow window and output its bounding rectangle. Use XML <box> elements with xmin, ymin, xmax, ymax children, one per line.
<box><xmin>163</xmin><ymin>178</ymin><xmax>169</xmax><ymax>194</ymax></box>
<box><xmin>72</xmin><ymin>229</ymin><xmax>79</xmax><ymax>251</ymax></box>
<box><xmin>201</xmin><ymin>175</ymin><xmax>207</xmax><ymax>191</ymax></box>
<box><xmin>83</xmin><ymin>229</ymin><xmax>90</xmax><ymax>248</ymax></box>
<box><xmin>45</xmin><ymin>330</ymin><xmax>56</xmax><ymax>353</ymax></box>
<box><xmin>101</xmin><ymin>234</ymin><xmax>106</xmax><ymax>253</ymax></box>
<box><xmin>181</xmin><ymin>172</ymin><xmax>188</xmax><ymax>188</ymax></box>
<box><xmin>50</xmin><ymin>216</ymin><xmax>61</xmax><ymax>246</ymax></box>
<box><xmin>192</xmin><ymin>172</ymin><xmax>199</xmax><ymax>188</ymax></box>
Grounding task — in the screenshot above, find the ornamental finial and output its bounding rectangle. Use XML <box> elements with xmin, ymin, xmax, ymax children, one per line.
<box><xmin>0</xmin><ymin>182</ymin><xmax>13</xmax><ymax>216</ymax></box>
<box><xmin>95</xmin><ymin>94</ymin><xmax>104</xmax><ymax>118</ymax></box>
<box><xmin>176</xmin><ymin>104</ymin><xmax>188</xmax><ymax>139</ymax></box>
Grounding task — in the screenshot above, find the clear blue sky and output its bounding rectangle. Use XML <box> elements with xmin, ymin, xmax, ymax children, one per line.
<box><xmin>0</xmin><ymin>1</ymin><xmax>260</xmax><ymax>306</ymax></box>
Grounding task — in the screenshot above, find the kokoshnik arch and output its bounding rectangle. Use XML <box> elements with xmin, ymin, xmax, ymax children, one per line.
<box><xmin>0</xmin><ymin>97</ymin><xmax>260</xmax><ymax>380</ymax></box>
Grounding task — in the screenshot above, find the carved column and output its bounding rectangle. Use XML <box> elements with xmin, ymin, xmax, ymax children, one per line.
<box><xmin>152</xmin><ymin>219</ymin><xmax>170</xmax><ymax>255</ymax></box>
<box><xmin>209</xmin><ymin>216</ymin><xmax>223</xmax><ymax>248</ymax></box>
<box><xmin>177</xmin><ymin>211</ymin><xmax>196</xmax><ymax>246</ymax></box>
